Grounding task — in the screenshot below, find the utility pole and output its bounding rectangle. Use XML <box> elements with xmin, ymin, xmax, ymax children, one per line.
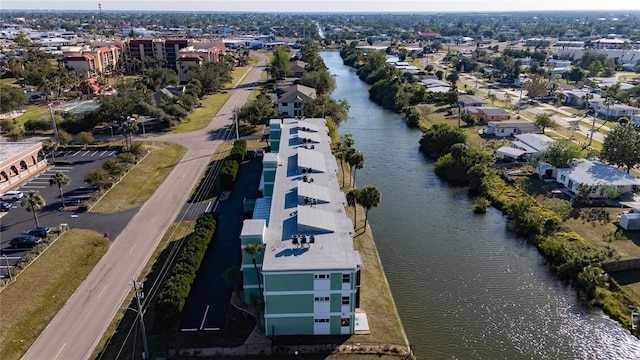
<box><xmin>234</xmin><ymin>107</ymin><xmax>239</xmax><ymax>140</ymax></box>
<box><xmin>132</xmin><ymin>279</ymin><xmax>149</xmax><ymax>360</ymax></box>
<box><xmin>4</xmin><ymin>255</ymin><xmax>13</xmax><ymax>282</ymax></box>
<box><xmin>48</xmin><ymin>103</ymin><xmax>59</xmax><ymax>143</ymax></box>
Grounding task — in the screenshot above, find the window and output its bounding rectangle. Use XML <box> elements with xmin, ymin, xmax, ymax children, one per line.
<box><xmin>500</xmin><ymin>129</ymin><xmax>505</xmax><ymax>133</ymax></box>
<box><xmin>314</xmin><ymin>296</ymin><xmax>330</xmax><ymax>302</ymax></box>
<box><xmin>314</xmin><ymin>318</ymin><xmax>329</xmax><ymax>323</ymax></box>
<box><xmin>282</xmin><ymin>102</ymin><xmax>288</xmax><ymax>107</ymax></box>
<box><xmin>314</xmin><ymin>274</ymin><xmax>329</xmax><ymax>279</ymax></box>
<box><xmin>342</xmin><ymin>296</ymin><xmax>350</xmax><ymax>305</ymax></box>
<box><xmin>341</xmin><ymin>318</ymin><xmax>350</xmax><ymax>326</ymax></box>
<box><xmin>342</xmin><ymin>274</ymin><xmax>350</xmax><ymax>283</ymax></box>
<box><xmin>560</xmin><ymin>175</ymin><xmax>566</xmax><ymax>181</ymax></box>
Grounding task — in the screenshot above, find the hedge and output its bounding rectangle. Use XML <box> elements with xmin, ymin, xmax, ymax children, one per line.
<box><xmin>155</xmin><ymin>212</ymin><xmax>218</xmax><ymax>328</ymax></box>
<box><xmin>220</xmin><ymin>140</ymin><xmax>246</xmax><ymax>191</ymax></box>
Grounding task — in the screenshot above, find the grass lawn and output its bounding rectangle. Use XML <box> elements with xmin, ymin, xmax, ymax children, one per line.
<box><xmin>170</xmin><ymin>92</ymin><xmax>232</xmax><ymax>134</ymax></box>
<box><xmin>1</xmin><ymin>77</ymin><xmax>21</xmax><ymax>87</ymax></box>
<box><xmin>0</xmin><ymin>229</ymin><xmax>109</xmax><ymax>360</ymax></box>
<box><xmin>91</xmin><ymin>142</ymin><xmax>187</xmax><ymax>213</ymax></box>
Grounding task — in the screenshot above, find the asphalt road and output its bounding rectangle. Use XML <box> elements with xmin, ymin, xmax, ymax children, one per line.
<box><xmin>23</xmin><ymin>54</ymin><xmax>268</xmax><ymax>360</ymax></box>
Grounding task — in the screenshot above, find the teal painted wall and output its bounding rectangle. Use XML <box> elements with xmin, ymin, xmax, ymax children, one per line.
<box><xmin>263</xmin><ymin>169</ymin><xmax>276</xmax><ymax>183</ymax></box>
<box><xmin>243</xmin><ymin>287</ymin><xmax>260</xmax><ymax>304</ymax></box>
<box><xmin>266</xmin><ymin>316</ymin><xmax>313</xmax><ymax>336</ymax></box>
<box><xmin>330</xmin><ymin>316</ymin><xmax>341</xmax><ymax>334</ymax></box>
<box><xmin>242</xmin><ymin>250</ymin><xmax>264</xmax><ymax>265</ymax></box>
<box><xmin>264</xmin><ymin>273</ymin><xmax>313</xmax><ymax>292</ymax></box>
<box><xmin>264</xmin><ymin>183</ymin><xmax>274</xmax><ymax>197</ymax></box>
<box><xmin>240</xmin><ymin>236</ymin><xmax>262</xmax><ymax>246</ymax></box>
<box><xmin>266</xmin><ymin>294</ymin><xmax>313</xmax><ymax>313</ymax></box>
<box><xmin>330</xmin><ymin>294</ymin><xmax>341</xmax><ymax>312</ymax></box>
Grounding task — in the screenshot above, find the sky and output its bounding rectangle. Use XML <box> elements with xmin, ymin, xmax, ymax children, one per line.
<box><xmin>1</xmin><ymin>0</ymin><xmax>639</xmax><ymax>13</ymax></box>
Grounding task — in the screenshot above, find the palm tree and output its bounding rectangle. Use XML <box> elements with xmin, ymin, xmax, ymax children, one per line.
<box><xmin>348</xmin><ymin>150</ymin><xmax>365</xmax><ymax>187</ymax></box>
<box><xmin>243</xmin><ymin>243</ymin><xmax>264</xmax><ymax>300</ymax></box>
<box><xmin>334</xmin><ymin>149</ymin><xmax>347</xmax><ymax>187</ymax></box>
<box><xmin>42</xmin><ymin>140</ymin><xmax>58</xmax><ymax>163</ymax></box>
<box><xmin>603</xmin><ymin>97</ymin><xmax>615</xmax><ymax>122</ymax></box>
<box><xmin>21</xmin><ymin>190</ymin><xmax>45</xmax><ymax>227</ymax></box>
<box><xmin>222</xmin><ymin>266</ymin><xmax>243</xmax><ymax>303</ymax></box>
<box><xmin>357</xmin><ymin>185</ymin><xmax>381</xmax><ymax>231</ymax></box>
<box><xmin>487</xmin><ymin>92</ymin><xmax>497</xmax><ymax>106</ymax></box>
<box><xmin>49</xmin><ymin>171</ymin><xmax>70</xmax><ymax>209</ymax></box>
<box><xmin>346</xmin><ymin>189</ymin><xmax>359</xmax><ymax>228</ymax></box>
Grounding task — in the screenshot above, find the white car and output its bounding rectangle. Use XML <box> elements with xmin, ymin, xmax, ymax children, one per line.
<box><xmin>0</xmin><ymin>191</ymin><xmax>24</xmax><ymax>202</ymax></box>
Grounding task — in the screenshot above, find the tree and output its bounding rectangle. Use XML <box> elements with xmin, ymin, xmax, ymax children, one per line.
<box><xmin>57</xmin><ymin>129</ymin><xmax>72</xmax><ymax>146</ymax></box>
<box><xmin>42</xmin><ymin>140</ymin><xmax>58</xmax><ymax>163</ymax></box>
<box><xmin>600</xmin><ymin>123</ymin><xmax>640</xmax><ymax>173</ymax></box>
<box><xmin>49</xmin><ymin>171</ymin><xmax>70</xmax><ymax>209</ymax></box>
<box><xmin>141</xmin><ymin>68</ymin><xmax>179</xmax><ymax>91</ymax></box>
<box><xmin>268</xmin><ymin>46</ymin><xmax>291</xmax><ymax>80</ymax></box>
<box><xmin>347</xmin><ymin>150</ymin><xmax>364</xmax><ymax>186</ymax></box>
<box><xmin>602</xmin><ymin>97</ymin><xmax>615</xmax><ymax>121</ymax></box>
<box><xmin>120</xmin><ymin>119</ymin><xmax>138</xmax><ymax>150</ymax></box>
<box><xmin>76</xmin><ymin>131</ymin><xmax>93</xmax><ymax>149</ymax></box>
<box><xmin>487</xmin><ymin>92</ymin><xmax>497</xmax><ymax>106</ymax></box>
<box><xmin>222</xmin><ymin>266</ymin><xmax>243</xmax><ymax>303</ymax></box>
<box><xmin>542</xmin><ymin>140</ymin><xmax>583</xmax><ymax>168</ymax></box>
<box><xmin>189</xmin><ymin>62</ymin><xmax>232</xmax><ymax>95</ymax></box>
<box><xmin>357</xmin><ymin>185</ymin><xmax>381</xmax><ymax>230</ymax></box>
<box><xmin>239</xmin><ymin>90</ymin><xmax>279</xmax><ymax>125</ymax></box>
<box><xmin>523</xmin><ymin>74</ymin><xmax>548</xmax><ymax>99</ymax></box>
<box><xmin>298</xmin><ymin>70</ymin><xmax>336</xmax><ymax>95</ymax></box>
<box><xmin>21</xmin><ymin>190</ymin><xmax>45</xmax><ymax>227</ymax></box>
<box><xmin>419</xmin><ymin>123</ymin><xmax>467</xmax><ymax>158</ymax></box>
<box><xmin>85</xmin><ymin>168</ymin><xmax>112</xmax><ymax>190</ymax></box>
<box><xmin>346</xmin><ymin>189</ymin><xmax>359</xmax><ymax>228</ymax></box>
<box><xmin>567</xmin><ymin>120</ymin><xmax>580</xmax><ymax>139</ymax></box>
<box><xmin>534</xmin><ymin>113</ymin><xmax>558</xmax><ymax>134</ymax></box>
<box><xmin>0</xmin><ymin>84</ymin><xmax>27</xmax><ymax>113</ymax></box>
<box><xmin>243</xmin><ymin>242</ymin><xmax>264</xmax><ymax>330</ymax></box>
<box><xmin>446</xmin><ymin>71</ymin><xmax>459</xmax><ymax>86</ymax></box>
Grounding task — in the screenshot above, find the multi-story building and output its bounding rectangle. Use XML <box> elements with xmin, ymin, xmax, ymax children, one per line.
<box><xmin>62</xmin><ymin>44</ymin><xmax>121</xmax><ymax>78</ymax></box>
<box><xmin>240</xmin><ymin>118</ymin><xmax>363</xmax><ymax>336</ymax></box>
<box><xmin>176</xmin><ymin>41</ymin><xmax>224</xmax><ymax>82</ymax></box>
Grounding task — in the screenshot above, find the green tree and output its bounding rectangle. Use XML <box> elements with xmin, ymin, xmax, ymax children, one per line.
<box><xmin>346</xmin><ymin>189</ymin><xmax>359</xmax><ymax>228</ymax></box>
<box><xmin>42</xmin><ymin>140</ymin><xmax>59</xmax><ymax>163</ymax></box>
<box><xmin>21</xmin><ymin>190</ymin><xmax>45</xmax><ymax>227</ymax></box>
<box><xmin>567</xmin><ymin>120</ymin><xmax>580</xmax><ymax>139</ymax></box>
<box><xmin>487</xmin><ymin>92</ymin><xmax>497</xmax><ymax>106</ymax></box>
<box><xmin>298</xmin><ymin>70</ymin><xmax>336</xmax><ymax>95</ymax></box>
<box><xmin>600</xmin><ymin>123</ymin><xmax>640</xmax><ymax>173</ymax></box>
<box><xmin>534</xmin><ymin>113</ymin><xmax>558</xmax><ymax>134</ymax></box>
<box><xmin>0</xmin><ymin>84</ymin><xmax>27</xmax><ymax>113</ymax></box>
<box><xmin>542</xmin><ymin>140</ymin><xmax>583</xmax><ymax>168</ymax></box>
<box><xmin>268</xmin><ymin>46</ymin><xmax>291</xmax><ymax>80</ymax></box>
<box><xmin>85</xmin><ymin>168</ymin><xmax>112</xmax><ymax>190</ymax></box>
<box><xmin>523</xmin><ymin>74</ymin><xmax>548</xmax><ymax>99</ymax></box>
<box><xmin>49</xmin><ymin>171</ymin><xmax>70</xmax><ymax>209</ymax></box>
<box><xmin>239</xmin><ymin>90</ymin><xmax>279</xmax><ymax>125</ymax></box>
<box><xmin>141</xmin><ymin>68</ymin><xmax>180</xmax><ymax>91</ymax></box>
<box><xmin>76</xmin><ymin>131</ymin><xmax>93</xmax><ymax>149</ymax></box>
<box><xmin>243</xmin><ymin>242</ymin><xmax>264</xmax><ymax>331</ymax></box>
<box><xmin>602</xmin><ymin>97</ymin><xmax>615</xmax><ymax>121</ymax></box>
<box><xmin>189</xmin><ymin>62</ymin><xmax>232</xmax><ymax>95</ymax></box>
<box><xmin>57</xmin><ymin>129</ymin><xmax>72</xmax><ymax>146</ymax></box>
<box><xmin>357</xmin><ymin>185</ymin><xmax>381</xmax><ymax>230</ymax></box>
<box><xmin>419</xmin><ymin>123</ymin><xmax>467</xmax><ymax>158</ymax></box>
<box><xmin>347</xmin><ymin>150</ymin><xmax>364</xmax><ymax>187</ymax></box>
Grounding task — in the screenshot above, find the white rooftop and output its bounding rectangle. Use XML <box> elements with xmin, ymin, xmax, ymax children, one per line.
<box><xmin>512</xmin><ymin>133</ymin><xmax>554</xmax><ymax>152</ymax></box>
<box><xmin>260</xmin><ymin>118</ymin><xmax>361</xmax><ymax>272</ymax></box>
<box><xmin>559</xmin><ymin>159</ymin><xmax>640</xmax><ymax>187</ymax></box>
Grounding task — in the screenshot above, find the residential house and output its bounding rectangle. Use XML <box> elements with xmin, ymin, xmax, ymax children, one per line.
<box><xmin>595</xmin><ymin>103</ymin><xmax>640</xmax><ymax>120</ymax></box>
<box><xmin>290</xmin><ymin>60</ymin><xmax>308</xmax><ymax>78</ymax></box>
<box><xmin>417</xmin><ymin>32</ymin><xmax>441</xmax><ymax>41</ymax></box>
<box><xmin>240</xmin><ymin>117</ymin><xmax>364</xmax><ymax>336</ymax></box>
<box><xmin>471</xmin><ymin>107</ymin><xmax>509</xmax><ymax>123</ymax></box>
<box><xmin>509</xmin><ymin>133</ymin><xmax>554</xmax><ymax>158</ymax></box>
<box><xmin>555</xmin><ymin>159</ymin><xmax>640</xmax><ymax>198</ymax></box>
<box><xmin>483</xmin><ymin>120</ymin><xmax>541</xmax><ymax>137</ymax></box>
<box><xmin>153</xmin><ymin>86</ymin><xmax>185</xmax><ymax>105</ymax></box>
<box><xmin>563</xmin><ymin>90</ymin><xmax>602</xmax><ymax>109</ymax></box>
<box><xmin>457</xmin><ymin>94</ymin><xmax>487</xmax><ymax>108</ymax></box>
<box><xmin>274</xmin><ymin>85</ymin><xmax>317</xmax><ymax>118</ymax></box>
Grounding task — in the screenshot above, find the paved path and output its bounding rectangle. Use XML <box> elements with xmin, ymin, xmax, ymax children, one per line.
<box><xmin>23</xmin><ymin>55</ymin><xmax>267</xmax><ymax>360</ymax></box>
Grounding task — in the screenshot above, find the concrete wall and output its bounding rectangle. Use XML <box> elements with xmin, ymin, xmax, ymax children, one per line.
<box><xmin>602</xmin><ymin>258</ymin><xmax>640</xmax><ymax>272</ymax></box>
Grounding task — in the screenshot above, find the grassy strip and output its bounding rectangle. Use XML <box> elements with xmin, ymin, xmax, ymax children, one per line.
<box><xmin>190</xmin><ymin>142</ymin><xmax>232</xmax><ymax>202</ymax></box>
<box><xmin>0</xmin><ymin>229</ymin><xmax>109</xmax><ymax>360</ymax></box>
<box><xmin>91</xmin><ymin>142</ymin><xmax>187</xmax><ymax>213</ymax></box>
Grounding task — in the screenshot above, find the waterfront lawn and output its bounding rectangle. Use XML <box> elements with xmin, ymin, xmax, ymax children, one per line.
<box><xmin>0</xmin><ymin>229</ymin><xmax>109</xmax><ymax>360</ymax></box>
<box><xmin>91</xmin><ymin>142</ymin><xmax>187</xmax><ymax>213</ymax></box>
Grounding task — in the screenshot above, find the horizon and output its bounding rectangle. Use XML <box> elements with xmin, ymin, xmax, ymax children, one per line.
<box><xmin>1</xmin><ymin>1</ymin><xmax>639</xmax><ymax>13</ymax></box>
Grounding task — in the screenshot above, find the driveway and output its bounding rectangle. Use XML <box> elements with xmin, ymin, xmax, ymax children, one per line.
<box><xmin>23</xmin><ymin>54</ymin><xmax>268</xmax><ymax>360</ymax></box>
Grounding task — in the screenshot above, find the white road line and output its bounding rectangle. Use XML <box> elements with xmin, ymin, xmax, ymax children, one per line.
<box><xmin>0</xmin><ymin>256</ymin><xmax>21</xmax><ymax>260</ymax></box>
<box><xmin>108</xmin><ymin>151</ymin><xmax>117</xmax><ymax>156</ymax></box>
<box><xmin>202</xmin><ymin>327</ymin><xmax>220</xmax><ymax>331</ymax></box>
<box><xmin>204</xmin><ymin>202</ymin><xmax>212</xmax><ymax>213</ymax></box>
<box><xmin>199</xmin><ymin>305</ymin><xmax>210</xmax><ymax>330</ymax></box>
<box><xmin>100</xmin><ymin>151</ymin><xmax>108</xmax><ymax>156</ymax></box>
<box><xmin>21</xmin><ymin>186</ymin><xmax>46</xmax><ymax>189</ymax></box>
<box><xmin>181</xmin><ymin>328</ymin><xmax>198</xmax><ymax>332</ymax></box>
<box><xmin>81</xmin><ymin>150</ymin><xmax>91</xmax><ymax>156</ymax></box>
<box><xmin>91</xmin><ymin>151</ymin><xmax>99</xmax><ymax>156</ymax></box>
<box><xmin>71</xmin><ymin>151</ymin><xmax>80</xmax><ymax>157</ymax></box>
<box><xmin>97</xmin><ymin>286</ymin><xmax>108</xmax><ymax>299</ymax></box>
<box><xmin>213</xmin><ymin>201</ymin><xmax>219</xmax><ymax>212</ymax></box>
<box><xmin>53</xmin><ymin>343</ymin><xmax>66</xmax><ymax>360</ymax></box>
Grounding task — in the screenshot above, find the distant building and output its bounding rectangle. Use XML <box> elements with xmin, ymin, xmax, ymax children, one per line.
<box><xmin>483</xmin><ymin>120</ymin><xmax>540</xmax><ymax>137</ymax></box>
<box><xmin>468</xmin><ymin>107</ymin><xmax>510</xmax><ymax>123</ymax></box>
<box><xmin>274</xmin><ymin>85</ymin><xmax>317</xmax><ymax>118</ymax></box>
<box><xmin>555</xmin><ymin>159</ymin><xmax>640</xmax><ymax>198</ymax></box>
<box><xmin>175</xmin><ymin>41</ymin><xmax>224</xmax><ymax>82</ymax></box>
<box><xmin>63</xmin><ymin>45</ymin><xmax>121</xmax><ymax>78</ymax></box>
<box><xmin>417</xmin><ymin>32</ymin><xmax>441</xmax><ymax>41</ymax></box>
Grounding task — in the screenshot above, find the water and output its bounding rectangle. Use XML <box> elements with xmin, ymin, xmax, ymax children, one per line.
<box><xmin>321</xmin><ymin>50</ymin><xmax>640</xmax><ymax>360</ymax></box>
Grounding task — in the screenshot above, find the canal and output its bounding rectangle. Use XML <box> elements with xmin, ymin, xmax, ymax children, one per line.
<box><xmin>321</xmin><ymin>50</ymin><xmax>640</xmax><ymax>359</ymax></box>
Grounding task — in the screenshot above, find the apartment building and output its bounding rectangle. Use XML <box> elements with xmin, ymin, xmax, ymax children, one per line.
<box><xmin>62</xmin><ymin>44</ymin><xmax>121</xmax><ymax>78</ymax></box>
<box><xmin>240</xmin><ymin>118</ymin><xmax>363</xmax><ymax>336</ymax></box>
<box><xmin>176</xmin><ymin>42</ymin><xmax>224</xmax><ymax>82</ymax></box>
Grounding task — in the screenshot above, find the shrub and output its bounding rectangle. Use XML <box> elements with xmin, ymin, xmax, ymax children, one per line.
<box><xmin>117</xmin><ymin>152</ymin><xmax>137</xmax><ymax>164</ymax></box>
<box><xmin>24</xmin><ymin>118</ymin><xmax>52</xmax><ymax>132</ymax></box>
<box><xmin>102</xmin><ymin>159</ymin><xmax>127</xmax><ymax>178</ymax></box>
<box><xmin>473</xmin><ymin>198</ymin><xmax>490</xmax><ymax>213</ymax></box>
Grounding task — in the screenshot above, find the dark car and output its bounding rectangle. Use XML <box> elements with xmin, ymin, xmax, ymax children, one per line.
<box><xmin>10</xmin><ymin>234</ymin><xmax>43</xmax><ymax>248</ymax></box>
<box><xmin>0</xmin><ymin>202</ymin><xmax>11</xmax><ymax>212</ymax></box>
<box><xmin>25</xmin><ymin>227</ymin><xmax>51</xmax><ymax>238</ymax></box>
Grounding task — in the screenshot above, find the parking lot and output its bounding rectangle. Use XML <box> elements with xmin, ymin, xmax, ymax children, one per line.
<box><xmin>0</xmin><ymin>149</ymin><xmax>120</xmax><ymax>277</ymax></box>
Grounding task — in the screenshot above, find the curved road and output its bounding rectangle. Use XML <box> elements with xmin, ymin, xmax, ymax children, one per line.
<box><xmin>23</xmin><ymin>54</ymin><xmax>268</xmax><ymax>360</ymax></box>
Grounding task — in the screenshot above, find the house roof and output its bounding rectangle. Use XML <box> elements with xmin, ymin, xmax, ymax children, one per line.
<box><xmin>458</xmin><ymin>94</ymin><xmax>487</xmax><ymax>105</ymax></box>
<box><xmin>477</xmin><ymin>107</ymin><xmax>509</xmax><ymax>116</ymax></box>
<box><xmin>559</xmin><ymin>159</ymin><xmax>640</xmax><ymax>187</ymax></box>
<box><xmin>276</xmin><ymin>84</ymin><xmax>317</xmax><ymax>104</ymax></box>
<box><xmin>487</xmin><ymin>120</ymin><xmax>539</xmax><ymax>129</ymax></box>
<box><xmin>290</xmin><ymin>60</ymin><xmax>307</xmax><ymax>74</ymax></box>
<box><xmin>512</xmin><ymin>133</ymin><xmax>554</xmax><ymax>152</ymax></box>
<box><xmin>496</xmin><ymin>146</ymin><xmax>527</xmax><ymax>159</ymax></box>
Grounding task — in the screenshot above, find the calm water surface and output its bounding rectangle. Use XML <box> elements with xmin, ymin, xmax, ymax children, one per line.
<box><xmin>321</xmin><ymin>50</ymin><xmax>640</xmax><ymax>360</ymax></box>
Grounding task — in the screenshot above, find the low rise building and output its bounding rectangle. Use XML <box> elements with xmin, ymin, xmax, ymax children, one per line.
<box><xmin>483</xmin><ymin>120</ymin><xmax>540</xmax><ymax>137</ymax></box>
<box><xmin>240</xmin><ymin>118</ymin><xmax>363</xmax><ymax>336</ymax></box>
<box><xmin>0</xmin><ymin>142</ymin><xmax>48</xmax><ymax>192</ymax></box>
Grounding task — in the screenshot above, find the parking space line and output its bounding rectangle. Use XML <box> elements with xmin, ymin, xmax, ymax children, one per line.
<box><xmin>181</xmin><ymin>328</ymin><xmax>198</xmax><ymax>332</ymax></box>
<box><xmin>21</xmin><ymin>186</ymin><xmax>46</xmax><ymax>189</ymax></box>
<box><xmin>199</xmin><ymin>305</ymin><xmax>210</xmax><ymax>330</ymax></box>
<box><xmin>71</xmin><ymin>151</ymin><xmax>81</xmax><ymax>157</ymax></box>
<box><xmin>91</xmin><ymin>151</ymin><xmax>100</xmax><ymax>156</ymax></box>
<box><xmin>81</xmin><ymin>150</ymin><xmax>91</xmax><ymax>156</ymax></box>
<box><xmin>203</xmin><ymin>327</ymin><xmax>220</xmax><ymax>331</ymax></box>
<box><xmin>108</xmin><ymin>151</ymin><xmax>117</xmax><ymax>156</ymax></box>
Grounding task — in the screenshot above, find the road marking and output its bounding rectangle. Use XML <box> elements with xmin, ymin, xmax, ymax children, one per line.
<box><xmin>81</xmin><ymin>150</ymin><xmax>91</xmax><ymax>156</ymax></box>
<box><xmin>91</xmin><ymin>151</ymin><xmax>99</xmax><ymax>156</ymax></box>
<box><xmin>181</xmin><ymin>328</ymin><xmax>198</xmax><ymax>332</ymax></box>
<box><xmin>71</xmin><ymin>151</ymin><xmax>80</xmax><ymax>157</ymax></box>
<box><xmin>129</xmin><ymin>244</ymin><xmax>136</xmax><ymax>254</ymax></box>
<box><xmin>21</xmin><ymin>186</ymin><xmax>46</xmax><ymax>189</ymax></box>
<box><xmin>204</xmin><ymin>202</ymin><xmax>212</xmax><ymax>213</ymax></box>
<box><xmin>108</xmin><ymin>151</ymin><xmax>117</xmax><ymax>156</ymax></box>
<box><xmin>199</xmin><ymin>305</ymin><xmax>210</xmax><ymax>330</ymax></box>
<box><xmin>100</xmin><ymin>151</ymin><xmax>108</xmax><ymax>156</ymax></box>
<box><xmin>213</xmin><ymin>201</ymin><xmax>219</xmax><ymax>212</ymax></box>
<box><xmin>203</xmin><ymin>327</ymin><xmax>220</xmax><ymax>331</ymax></box>
<box><xmin>97</xmin><ymin>285</ymin><xmax>108</xmax><ymax>299</ymax></box>
<box><xmin>53</xmin><ymin>343</ymin><xmax>66</xmax><ymax>360</ymax></box>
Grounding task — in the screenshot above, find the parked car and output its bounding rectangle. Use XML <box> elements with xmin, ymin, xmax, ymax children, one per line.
<box><xmin>25</xmin><ymin>226</ymin><xmax>51</xmax><ymax>238</ymax></box>
<box><xmin>0</xmin><ymin>202</ymin><xmax>11</xmax><ymax>212</ymax></box>
<box><xmin>10</xmin><ymin>234</ymin><xmax>43</xmax><ymax>248</ymax></box>
<box><xmin>0</xmin><ymin>191</ymin><xmax>24</xmax><ymax>202</ymax></box>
